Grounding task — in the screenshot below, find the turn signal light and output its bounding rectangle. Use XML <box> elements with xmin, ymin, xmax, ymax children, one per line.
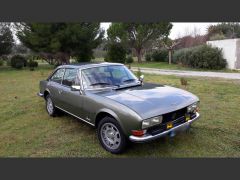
<box><xmin>131</xmin><ymin>130</ymin><xmax>146</xmax><ymax>137</ymax></box>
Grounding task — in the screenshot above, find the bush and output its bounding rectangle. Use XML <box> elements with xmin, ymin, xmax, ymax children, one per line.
<box><xmin>151</xmin><ymin>49</ymin><xmax>168</xmax><ymax>62</ymax></box>
<box><xmin>104</xmin><ymin>43</ymin><xmax>126</xmax><ymax>63</ymax></box>
<box><xmin>172</xmin><ymin>45</ymin><xmax>227</xmax><ymax>70</ymax></box>
<box><xmin>0</xmin><ymin>59</ymin><xmax>3</xmax><ymax>66</ymax></box>
<box><xmin>15</xmin><ymin>62</ymin><xmax>24</xmax><ymax>69</ymax></box>
<box><xmin>11</xmin><ymin>55</ymin><xmax>27</xmax><ymax>69</ymax></box>
<box><xmin>145</xmin><ymin>53</ymin><xmax>152</xmax><ymax>61</ymax></box>
<box><xmin>126</xmin><ymin>56</ymin><xmax>134</xmax><ymax>64</ymax></box>
<box><xmin>28</xmin><ymin>60</ymin><xmax>38</xmax><ymax>71</ymax></box>
<box><xmin>6</xmin><ymin>59</ymin><xmax>11</xmax><ymax>66</ymax></box>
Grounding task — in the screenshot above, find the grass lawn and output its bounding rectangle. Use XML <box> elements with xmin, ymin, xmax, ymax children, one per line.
<box><xmin>0</xmin><ymin>65</ymin><xmax>239</xmax><ymax>157</ymax></box>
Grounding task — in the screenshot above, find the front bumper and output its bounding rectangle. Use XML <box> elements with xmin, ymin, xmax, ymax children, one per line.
<box><xmin>37</xmin><ymin>92</ymin><xmax>44</xmax><ymax>97</ymax></box>
<box><xmin>129</xmin><ymin>112</ymin><xmax>200</xmax><ymax>143</ymax></box>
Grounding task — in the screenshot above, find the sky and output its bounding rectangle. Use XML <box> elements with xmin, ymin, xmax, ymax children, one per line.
<box><xmin>100</xmin><ymin>22</ymin><xmax>219</xmax><ymax>39</ymax></box>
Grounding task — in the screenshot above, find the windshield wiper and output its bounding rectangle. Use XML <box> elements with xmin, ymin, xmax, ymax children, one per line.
<box><xmin>89</xmin><ymin>82</ymin><xmax>120</xmax><ymax>88</ymax></box>
<box><xmin>123</xmin><ymin>79</ymin><xmax>137</xmax><ymax>83</ymax></box>
<box><xmin>90</xmin><ymin>82</ymin><xmax>112</xmax><ymax>86</ymax></box>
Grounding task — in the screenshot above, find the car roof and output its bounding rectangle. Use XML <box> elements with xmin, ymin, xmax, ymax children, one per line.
<box><xmin>57</xmin><ymin>62</ymin><xmax>123</xmax><ymax>69</ymax></box>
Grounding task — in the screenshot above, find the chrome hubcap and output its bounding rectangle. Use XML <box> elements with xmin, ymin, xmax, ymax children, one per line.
<box><xmin>47</xmin><ymin>98</ymin><xmax>53</xmax><ymax>114</ymax></box>
<box><xmin>100</xmin><ymin>123</ymin><xmax>121</xmax><ymax>150</ymax></box>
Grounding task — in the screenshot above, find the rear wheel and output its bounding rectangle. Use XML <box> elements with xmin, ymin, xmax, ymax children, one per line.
<box><xmin>97</xmin><ymin>117</ymin><xmax>127</xmax><ymax>154</ymax></box>
<box><xmin>45</xmin><ymin>94</ymin><xmax>57</xmax><ymax>117</ymax></box>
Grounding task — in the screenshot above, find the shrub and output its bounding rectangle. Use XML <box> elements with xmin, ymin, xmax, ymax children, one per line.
<box><xmin>145</xmin><ymin>53</ymin><xmax>152</xmax><ymax>61</ymax></box>
<box><xmin>6</xmin><ymin>59</ymin><xmax>11</xmax><ymax>66</ymax></box>
<box><xmin>15</xmin><ymin>62</ymin><xmax>24</xmax><ymax>69</ymax></box>
<box><xmin>126</xmin><ymin>56</ymin><xmax>134</xmax><ymax>64</ymax></box>
<box><xmin>28</xmin><ymin>60</ymin><xmax>38</xmax><ymax>71</ymax></box>
<box><xmin>172</xmin><ymin>45</ymin><xmax>227</xmax><ymax>70</ymax></box>
<box><xmin>11</xmin><ymin>55</ymin><xmax>27</xmax><ymax>69</ymax></box>
<box><xmin>151</xmin><ymin>49</ymin><xmax>168</xmax><ymax>62</ymax></box>
<box><xmin>0</xmin><ymin>59</ymin><xmax>3</xmax><ymax>66</ymax></box>
<box><xmin>104</xmin><ymin>43</ymin><xmax>126</xmax><ymax>63</ymax></box>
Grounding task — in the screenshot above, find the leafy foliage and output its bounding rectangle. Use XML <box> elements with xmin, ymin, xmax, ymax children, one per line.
<box><xmin>151</xmin><ymin>49</ymin><xmax>168</xmax><ymax>62</ymax></box>
<box><xmin>126</xmin><ymin>56</ymin><xmax>134</xmax><ymax>64</ymax></box>
<box><xmin>27</xmin><ymin>60</ymin><xmax>38</xmax><ymax>71</ymax></box>
<box><xmin>0</xmin><ymin>59</ymin><xmax>3</xmax><ymax>66</ymax></box>
<box><xmin>17</xmin><ymin>23</ymin><xmax>104</xmax><ymax>64</ymax></box>
<box><xmin>0</xmin><ymin>24</ymin><xmax>14</xmax><ymax>56</ymax></box>
<box><xmin>172</xmin><ymin>45</ymin><xmax>227</xmax><ymax>70</ymax></box>
<box><xmin>145</xmin><ymin>53</ymin><xmax>152</xmax><ymax>61</ymax></box>
<box><xmin>107</xmin><ymin>23</ymin><xmax>172</xmax><ymax>62</ymax></box>
<box><xmin>104</xmin><ymin>43</ymin><xmax>127</xmax><ymax>63</ymax></box>
<box><xmin>208</xmin><ymin>23</ymin><xmax>240</xmax><ymax>40</ymax></box>
<box><xmin>10</xmin><ymin>55</ymin><xmax>27</xmax><ymax>69</ymax></box>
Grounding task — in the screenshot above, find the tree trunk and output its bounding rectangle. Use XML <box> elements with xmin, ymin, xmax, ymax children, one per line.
<box><xmin>168</xmin><ymin>50</ymin><xmax>172</xmax><ymax>64</ymax></box>
<box><xmin>136</xmin><ymin>48</ymin><xmax>142</xmax><ymax>63</ymax></box>
<box><xmin>55</xmin><ymin>52</ymin><xmax>70</xmax><ymax>65</ymax></box>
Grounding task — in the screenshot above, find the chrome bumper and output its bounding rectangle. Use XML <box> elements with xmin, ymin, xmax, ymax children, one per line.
<box><xmin>129</xmin><ymin>112</ymin><xmax>200</xmax><ymax>143</ymax></box>
<box><xmin>37</xmin><ymin>92</ymin><xmax>44</xmax><ymax>97</ymax></box>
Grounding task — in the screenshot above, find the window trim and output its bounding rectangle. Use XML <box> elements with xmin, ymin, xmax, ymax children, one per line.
<box><xmin>48</xmin><ymin>68</ymin><xmax>66</xmax><ymax>85</ymax></box>
<box><xmin>61</xmin><ymin>68</ymin><xmax>80</xmax><ymax>88</ymax></box>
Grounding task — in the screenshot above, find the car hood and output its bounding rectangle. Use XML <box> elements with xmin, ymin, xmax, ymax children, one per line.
<box><xmin>94</xmin><ymin>83</ymin><xmax>199</xmax><ymax>119</ymax></box>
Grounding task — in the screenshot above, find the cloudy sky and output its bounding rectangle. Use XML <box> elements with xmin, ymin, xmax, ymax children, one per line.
<box><xmin>100</xmin><ymin>22</ymin><xmax>219</xmax><ymax>39</ymax></box>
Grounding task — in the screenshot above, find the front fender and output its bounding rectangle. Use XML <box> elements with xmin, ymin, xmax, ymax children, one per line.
<box><xmin>95</xmin><ymin>106</ymin><xmax>142</xmax><ymax>136</ymax></box>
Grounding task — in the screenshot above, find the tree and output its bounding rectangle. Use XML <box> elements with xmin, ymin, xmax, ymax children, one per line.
<box><xmin>104</xmin><ymin>42</ymin><xmax>127</xmax><ymax>63</ymax></box>
<box><xmin>16</xmin><ymin>23</ymin><xmax>104</xmax><ymax>65</ymax></box>
<box><xmin>107</xmin><ymin>23</ymin><xmax>172</xmax><ymax>63</ymax></box>
<box><xmin>0</xmin><ymin>23</ymin><xmax>14</xmax><ymax>56</ymax></box>
<box><xmin>162</xmin><ymin>38</ymin><xmax>180</xmax><ymax>64</ymax></box>
<box><xmin>208</xmin><ymin>23</ymin><xmax>240</xmax><ymax>40</ymax></box>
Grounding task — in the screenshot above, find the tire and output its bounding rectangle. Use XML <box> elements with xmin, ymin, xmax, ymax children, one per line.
<box><xmin>45</xmin><ymin>94</ymin><xmax>57</xmax><ymax>117</ymax></box>
<box><xmin>97</xmin><ymin>117</ymin><xmax>127</xmax><ymax>154</ymax></box>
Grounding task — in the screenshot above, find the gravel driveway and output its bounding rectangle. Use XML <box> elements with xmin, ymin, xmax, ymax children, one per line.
<box><xmin>131</xmin><ymin>67</ymin><xmax>240</xmax><ymax>80</ymax></box>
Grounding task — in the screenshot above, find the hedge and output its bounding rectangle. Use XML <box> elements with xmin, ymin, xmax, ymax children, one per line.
<box><xmin>10</xmin><ymin>55</ymin><xmax>27</xmax><ymax>69</ymax></box>
<box><xmin>172</xmin><ymin>45</ymin><xmax>227</xmax><ymax>70</ymax></box>
<box><xmin>151</xmin><ymin>49</ymin><xmax>168</xmax><ymax>62</ymax></box>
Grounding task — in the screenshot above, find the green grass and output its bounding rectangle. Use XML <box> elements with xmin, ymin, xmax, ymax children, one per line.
<box><xmin>0</xmin><ymin>65</ymin><xmax>240</xmax><ymax>157</ymax></box>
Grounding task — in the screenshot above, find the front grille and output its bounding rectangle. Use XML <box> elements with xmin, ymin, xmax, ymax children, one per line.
<box><xmin>162</xmin><ymin>107</ymin><xmax>187</xmax><ymax>124</ymax></box>
<box><xmin>148</xmin><ymin>116</ymin><xmax>186</xmax><ymax>136</ymax></box>
<box><xmin>147</xmin><ymin>107</ymin><xmax>196</xmax><ymax>136</ymax></box>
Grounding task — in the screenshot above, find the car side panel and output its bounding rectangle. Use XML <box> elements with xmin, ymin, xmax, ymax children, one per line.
<box><xmin>47</xmin><ymin>81</ymin><xmax>64</xmax><ymax>107</ymax></box>
<box><xmin>57</xmin><ymin>85</ymin><xmax>85</xmax><ymax>119</ymax></box>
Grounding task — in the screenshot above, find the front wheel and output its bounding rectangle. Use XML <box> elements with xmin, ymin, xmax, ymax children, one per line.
<box><xmin>97</xmin><ymin>117</ymin><xmax>127</xmax><ymax>154</ymax></box>
<box><xmin>45</xmin><ymin>94</ymin><xmax>57</xmax><ymax>117</ymax></box>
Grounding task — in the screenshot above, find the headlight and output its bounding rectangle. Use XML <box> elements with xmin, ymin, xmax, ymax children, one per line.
<box><xmin>142</xmin><ymin>116</ymin><xmax>163</xmax><ymax>129</ymax></box>
<box><xmin>187</xmin><ymin>102</ymin><xmax>199</xmax><ymax>113</ymax></box>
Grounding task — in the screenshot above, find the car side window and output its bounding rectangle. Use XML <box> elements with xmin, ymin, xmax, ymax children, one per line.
<box><xmin>50</xmin><ymin>68</ymin><xmax>65</xmax><ymax>84</ymax></box>
<box><xmin>62</xmin><ymin>68</ymin><xmax>79</xmax><ymax>87</ymax></box>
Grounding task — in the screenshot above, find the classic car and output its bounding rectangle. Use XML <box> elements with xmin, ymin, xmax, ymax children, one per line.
<box><xmin>38</xmin><ymin>62</ymin><xmax>200</xmax><ymax>153</ymax></box>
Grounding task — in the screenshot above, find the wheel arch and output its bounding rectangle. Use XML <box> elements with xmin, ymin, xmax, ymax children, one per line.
<box><xmin>95</xmin><ymin>108</ymin><xmax>127</xmax><ymax>135</ymax></box>
<box><xmin>43</xmin><ymin>89</ymin><xmax>50</xmax><ymax>100</ymax></box>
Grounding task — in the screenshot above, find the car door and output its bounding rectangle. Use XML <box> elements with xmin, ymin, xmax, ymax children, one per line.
<box><xmin>59</xmin><ymin>68</ymin><xmax>85</xmax><ymax>119</ymax></box>
<box><xmin>48</xmin><ymin>68</ymin><xmax>65</xmax><ymax>107</ymax></box>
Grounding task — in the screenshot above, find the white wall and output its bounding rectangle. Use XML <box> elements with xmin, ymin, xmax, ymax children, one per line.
<box><xmin>207</xmin><ymin>39</ymin><xmax>240</xmax><ymax>69</ymax></box>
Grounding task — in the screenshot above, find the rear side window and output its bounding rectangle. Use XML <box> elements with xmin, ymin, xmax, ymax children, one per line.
<box><xmin>50</xmin><ymin>68</ymin><xmax>65</xmax><ymax>84</ymax></box>
<box><xmin>62</xmin><ymin>68</ymin><xmax>78</xmax><ymax>87</ymax></box>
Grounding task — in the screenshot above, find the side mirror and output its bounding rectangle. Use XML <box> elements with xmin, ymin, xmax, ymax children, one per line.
<box><xmin>139</xmin><ymin>75</ymin><xmax>144</xmax><ymax>83</ymax></box>
<box><xmin>71</xmin><ymin>85</ymin><xmax>81</xmax><ymax>91</ymax></box>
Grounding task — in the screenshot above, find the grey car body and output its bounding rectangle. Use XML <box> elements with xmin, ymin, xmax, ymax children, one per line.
<box><xmin>38</xmin><ymin>63</ymin><xmax>200</xmax><ymax>153</ymax></box>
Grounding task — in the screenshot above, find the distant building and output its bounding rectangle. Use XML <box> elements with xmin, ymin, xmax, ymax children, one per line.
<box><xmin>207</xmin><ymin>39</ymin><xmax>240</xmax><ymax>69</ymax></box>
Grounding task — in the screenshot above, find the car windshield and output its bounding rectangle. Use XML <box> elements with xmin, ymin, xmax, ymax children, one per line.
<box><xmin>82</xmin><ymin>65</ymin><xmax>139</xmax><ymax>89</ymax></box>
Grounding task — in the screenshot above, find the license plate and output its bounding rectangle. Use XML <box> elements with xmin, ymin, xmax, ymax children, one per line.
<box><xmin>167</xmin><ymin>122</ymin><xmax>173</xmax><ymax>129</ymax></box>
<box><xmin>185</xmin><ymin>114</ymin><xmax>191</xmax><ymax>121</ymax></box>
